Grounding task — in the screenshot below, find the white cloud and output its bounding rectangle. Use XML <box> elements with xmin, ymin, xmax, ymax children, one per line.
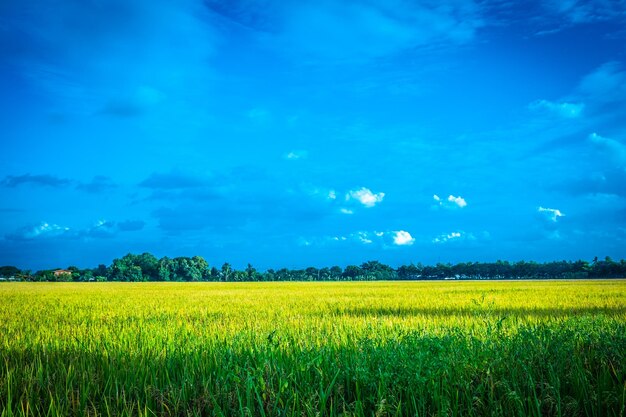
<box><xmin>448</xmin><ymin>195</ymin><xmax>467</xmax><ymax>208</ymax></box>
<box><xmin>26</xmin><ymin>222</ymin><xmax>70</xmax><ymax>239</ymax></box>
<box><xmin>7</xmin><ymin>221</ymin><xmax>71</xmax><ymax>241</ymax></box>
<box><xmin>285</xmin><ymin>150</ymin><xmax>308</xmax><ymax>160</ymax></box>
<box><xmin>327</xmin><ymin>190</ymin><xmax>337</xmax><ymax>200</ymax></box>
<box><xmin>433</xmin><ymin>231</ymin><xmax>462</xmax><ymax>243</ymax></box>
<box><xmin>529</xmin><ymin>99</ymin><xmax>584</xmax><ymax>118</ymax></box>
<box><xmin>538</xmin><ymin>206</ymin><xmax>565</xmax><ymax>222</ymax></box>
<box><xmin>433</xmin><ymin>194</ymin><xmax>467</xmax><ymax>209</ymax></box>
<box><xmin>356</xmin><ymin>232</ymin><xmax>373</xmax><ymax>244</ymax></box>
<box><xmin>392</xmin><ymin>230</ymin><xmax>415</xmax><ymax>246</ymax></box>
<box><xmin>323</xmin><ymin>229</ymin><xmax>415</xmax><ymax>247</ymax></box>
<box><xmin>346</xmin><ymin>187</ymin><xmax>385</xmax><ymax>207</ymax></box>
<box><xmin>339</xmin><ymin>208</ymin><xmax>354</xmax><ymax>215</ymax></box>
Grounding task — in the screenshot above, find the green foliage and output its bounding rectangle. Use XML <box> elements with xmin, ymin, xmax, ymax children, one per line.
<box><xmin>10</xmin><ymin>256</ymin><xmax>626</xmax><ymax>283</ymax></box>
<box><xmin>0</xmin><ymin>281</ymin><xmax>624</xmax><ymax>416</ymax></box>
<box><xmin>0</xmin><ymin>265</ymin><xmax>21</xmax><ymax>277</ymax></box>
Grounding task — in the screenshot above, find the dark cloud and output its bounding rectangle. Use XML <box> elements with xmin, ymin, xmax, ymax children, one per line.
<box><xmin>0</xmin><ymin>208</ymin><xmax>25</xmax><ymax>213</ymax></box>
<box><xmin>152</xmin><ymin>186</ymin><xmax>334</xmax><ymax>234</ymax></box>
<box><xmin>139</xmin><ymin>172</ymin><xmax>213</xmax><ymax>190</ymax></box>
<box><xmin>81</xmin><ymin>220</ymin><xmax>117</xmax><ymax>239</ymax></box>
<box><xmin>117</xmin><ymin>220</ymin><xmax>146</xmax><ymax>232</ymax></box>
<box><xmin>1</xmin><ymin>174</ymin><xmax>72</xmax><ymax>188</ymax></box>
<box><xmin>100</xmin><ymin>100</ymin><xmax>144</xmax><ymax>117</ymax></box>
<box><xmin>99</xmin><ymin>87</ymin><xmax>164</xmax><ymax>118</ymax></box>
<box><xmin>76</xmin><ymin>176</ymin><xmax>117</xmax><ymax>193</ymax></box>
<box><xmin>561</xmin><ymin>169</ymin><xmax>626</xmax><ymax>197</ymax></box>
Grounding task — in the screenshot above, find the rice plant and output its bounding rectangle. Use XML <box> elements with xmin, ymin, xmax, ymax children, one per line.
<box><xmin>1</xmin><ymin>280</ymin><xmax>625</xmax><ymax>416</ymax></box>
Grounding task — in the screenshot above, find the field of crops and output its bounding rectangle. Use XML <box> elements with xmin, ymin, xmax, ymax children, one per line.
<box><xmin>0</xmin><ymin>281</ymin><xmax>625</xmax><ymax>417</ymax></box>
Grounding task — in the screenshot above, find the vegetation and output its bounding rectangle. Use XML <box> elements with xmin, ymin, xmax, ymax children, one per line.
<box><xmin>2</xmin><ymin>254</ymin><xmax>626</xmax><ymax>282</ymax></box>
<box><xmin>0</xmin><ymin>280</ymin><xmax>625</xmax><ymax>416</ymax></box>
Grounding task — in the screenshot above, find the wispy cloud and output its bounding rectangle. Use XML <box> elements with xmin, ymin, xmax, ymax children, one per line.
<box><xmin>529</xmin><ymin>99</ymin><xmax>584</xmax><ymax>118</ymax></box>
<box><xmin>207</xmin><ymin>0</ymin><xmax>485</xmax><ymax>62</ymax></box>
<box><xmin>545</xmin><ymin>0</ymin><xmax>626</xmax><ymax>24</ymax></box>
<box><xmin>577</xmin><ymin>61</ymin><xmax>626</xmax><ymax>107</ymax></box>
<box><xmin>247</xmin><ymin>108</ymin><xmax>271</xmax><ymax>123</ymax></box>
<box><xmin>2</xmin><ymin>0</ymin><xmax>217</xmax><ymax>115</ymax></box>
<box><xmin>100</xmin><ymin>86</ymin><xmax>165</xmax><ymax>118</ymax></box>
<box><xmin>589</xmin><ymin>132</ymin><xmax>626</xmax><ymax>166</ymax></box>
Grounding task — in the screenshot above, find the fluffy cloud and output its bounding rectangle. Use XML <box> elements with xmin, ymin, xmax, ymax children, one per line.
<box><xmin>538</xmin><ymin>206</ymin><xmax>565</xmax><ymax>222</ymax></box>
<box><xmin>529</xmin><ymin>99</ymin><xmax>584</xmax><ymax>118</ymax></box>
<box><xmin>346</xmin><ymin>187</ymin><xmax>385</xmax><ymax>208</ymax></box>
<box><xmin>433</xmin><ymin>194</ymin><xmax>467</xmax><ymax>209</ymax></box>
<box><xmin>392</xmin><ymin>230</ymin><xmax>415</xmax><ymax>246</ymax></box>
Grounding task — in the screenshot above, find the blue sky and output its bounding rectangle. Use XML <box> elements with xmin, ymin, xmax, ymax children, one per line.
<box><xmin>1</xmin><ymin>0</ymin><xmax>626</xmax><ymax>270</ymax></box>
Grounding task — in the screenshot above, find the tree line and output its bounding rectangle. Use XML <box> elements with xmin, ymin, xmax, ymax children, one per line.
<box><xmin>1</xmin><ymin>254</ymin><xmax>625</xmax><ymax>282</ymax></box>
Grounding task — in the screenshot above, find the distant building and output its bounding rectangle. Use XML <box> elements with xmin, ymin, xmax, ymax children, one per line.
<box><xmin>54</xmin><ymin>269</ymin><xmax>72</xmax><ymax>278</ymax></box>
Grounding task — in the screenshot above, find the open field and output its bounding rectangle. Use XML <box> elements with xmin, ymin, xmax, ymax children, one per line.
<box><xmin>1</xmin><ymin>281</ymin><xmax>625</xmax><ymax>416</ymax></box>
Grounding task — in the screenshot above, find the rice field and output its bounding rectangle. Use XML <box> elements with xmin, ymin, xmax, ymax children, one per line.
<box><xmin>0</xmin><ymin>280</ymin><xmax>625</xmax><ymax>416</ymax></box>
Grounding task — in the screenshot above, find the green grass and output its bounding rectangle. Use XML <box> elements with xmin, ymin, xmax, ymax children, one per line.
<box><xmin>1</xmin><ymin>281</ymin><xmax>625</xmax><ymax>416</ymax></box>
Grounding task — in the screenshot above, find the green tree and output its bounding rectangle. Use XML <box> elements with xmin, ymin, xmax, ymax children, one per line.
<box><xmin>221</xmin><ymin>263</ymin><xmax>232</xmax><ymax>282</ymax></box>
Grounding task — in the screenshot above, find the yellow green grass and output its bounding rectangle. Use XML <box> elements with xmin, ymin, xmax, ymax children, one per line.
<box><xmin>1</xmin><ymin>280</ymin><xmax>625</xmax><ymax>416</ymax></box>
